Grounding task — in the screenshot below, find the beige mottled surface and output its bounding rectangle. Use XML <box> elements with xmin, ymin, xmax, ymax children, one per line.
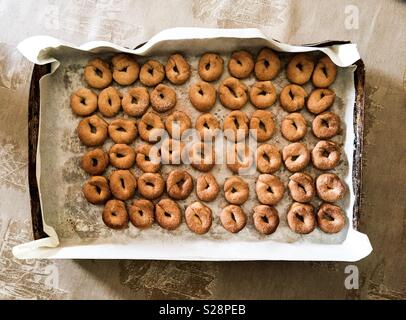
<box><xmin>0</xmin><ymin>0</ymin><xmax>405</xmax><ymax>299</ymax></box>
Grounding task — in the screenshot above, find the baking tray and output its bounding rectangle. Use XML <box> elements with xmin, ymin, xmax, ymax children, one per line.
<box><xmin>17</xmin><ymin>28</ymin><xmax>370</xmax><ymax>261</ymax></box>
<box><xmin>27</xmin><ymin>41</ymin><xmax>365</xmax><ymax>241</ymax></box>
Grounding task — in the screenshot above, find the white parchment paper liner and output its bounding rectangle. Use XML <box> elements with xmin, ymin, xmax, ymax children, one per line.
<box><xmin>14</xmin><ymin>28</ymin><xmax>371</xmax><ymax>261</ymax></box>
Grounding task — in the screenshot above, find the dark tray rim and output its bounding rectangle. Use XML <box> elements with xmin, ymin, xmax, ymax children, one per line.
<box><xmin>27</xmin><ymin>40</ymin><xmax>365</xmax><ymax>241</ymax></box>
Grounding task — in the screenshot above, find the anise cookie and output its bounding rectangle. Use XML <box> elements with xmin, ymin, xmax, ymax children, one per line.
<box><xmin>312</xmin><ymin>140</ymin><xmax>340</xmax><ymax>170</ymax></box>
<box><xmin>122</xmin><ymin>87</ymin><xmax>149</xmax><ymax>117</ymax></box>
<box><xmin>219</xmin><ymin>77</ymin><xmax>249</xmax><ymax>110</ymax></box>
<box><xmin>135</xmin><ymin>143</ymin><xmax>161</xmax><ymax>173</ymax></box>
<box><xmin>307</xmin><ymin>88</ymin><xmax>335</xmax><ymax>114</ymax></box>
<box><xmin>150</xmin><ymin>84</ymin><xmax>176</xmax><ymax>113</ymax></box>
<box><xmin>252</xmin><ymin>205</ymin><xmax>279</xmax><ymax>235</ymax></box>
<box><xmin>256</xmin><ymin>144</ymin><xmax>282</xmax><ymax>174</ymax></box>
<box><xmin>77</xmin><ymin>115</ymin><xmax>108</xmax><ymax>147</ymax></box>
<box><xmin>82</xmin><ymin>176</ymin><xmax>111</xmax><ymax>204</ymax></box>
<box><xmin>108</xmin><ymin>144</ymin><xmax>135</xmax><ymax>169</ymax></box>
<box><xmin>108</xmin><ymin>118</ymin><xmax>138</xmax><ymax>144</ymax></box>
<box><xmin>282</xmin><ymin>142</ymin><xmax>310</xmax><ymax>172</ymax></box>
<box><xmin>165</xmin><ymin>111</ymin><xmax>192</xmax><ymax>139</ymax></box>
<box><xmin>226</xmin><ymin>143</ymin><xmax>253</xmax><ymax>174</ymax></box>
<box><xmin>223</xmin><ymin>110</ymin><xmax>249</xmax><ymax>141</ymax></box>
<box><xmin>316</xmin><ymin>173</ymin><xmax>346</xmax><ymax>202</ymax></box>
<box><xmin>280</xmin><ymin>84</ymin><xmax>308</xmax><ymax>112</ymax></box>
<box><xmin>198</xmin><ymin>53</ymin><xmax>224</xmax><ymax>82</ymax></box>
<box><xmin>249</xmin><ymin>81</ymin><xmax>277</xmax><ymax>109</ymax></box>
<box><xmin>281</xmin><ymin>113</ymin><xmax>307</xmax><ymax>142</ymax></box>
<box><xmin>255</xmin><ymin>174</ymin><xmax>285</xmax><ymax>205</ymax></box>
<box><xmin>287</xmin><ymin>202</ymin><xmax>316</xmax><ymax>234</ymax></box>
<box><xmin>189</xmin><ymin>81</ymin><xmax>217</xmax><ymax>112</ymax></box>
<box><xmin>84</xmin><ymin>58</ymin><xmax>112</xmax><ymax>89</ymax></box>
<box><xmin>312</xmin><ymin>112</ymin><xmax>341</xmax><ymax>139</ymax></box>
<box><xmin>70</xmin><ymin>88</ymin><xmax>98</xmax><ymax>116</ymax></box>
<box><xmin>166</xmin><ymin>170</ymin><xmax>194</xmax><ymax>200</ymax></box>
<box><xmin>288</xmin><ymin>173</ymin><xmax>315</xmax><ymax>203</ymax></box>
<box><xmin>196</xmin><ymin>173</ymin><xmax>220</xmax><ymax>202</ymax></box>
<box><xmin>317</xmin><ymin>203</ymin><xmax>346</xmax><ymax>234</ymax></box>
<box><xmin>128</xmin><ymin>199</ymin><xmax>154</xmax><ymax>229</ymax></box>
<box><xmin>102</xmin><ymin>199</ymin><xmax>129</xmax><ymax>229</ymax></box>
<box><xmin>185</xmin><ymin>202</ymin><xmax>213</xmax><ymax>234</ymax></box>
<box><xmin>286</xmin><ymin>53</ymin><xmax>314</xmax><ymax>85</ymax></box>
<box><xmin>228</xmin><ymin>50</ymin><xmax>254</xmax><ymax>79</ymax></box>
<box><xmin>138</xmin><ymin>112</ymin><xmax>165</xmax><ymax>143</ymax></box>
<box><xmin>80</xmin><ymin>148</ymin><xmax>109</xmax><ymax>175</ymax></box>
<box><xmin>249</xmin><ymin>110</ymin><xmax>275</xmax><ymax>142</ymax></box>
<box><xmin>138</xmin><ymin>173</ymin><xmax>165</xmax><ymax>200</ymax></box>
<box><xmin>312</xmin><ymin>56</ymin><xmax>337</xmax><ymax>88</ymax></box>
<box><xmin>155</xmin><ymin>198</ymin><xmax>182</xmax><ymax>230</ymax></box>
<box><xmin>188</xmin><ymin>141</ymin><xmax>215</xmax><ymax>172</ymax></box>
<box><xmin>165</xmin><ymin>53</ymin><xmax>191</xmax><ymax>85</ymax></box>
<box><xmin>224</xmin><ymin>176</ymin><xmax>249</xmax><ymax>205</ymax></box>
<box><xmin>195</xmin><ymin>113</ymin><xmax>221</xmax><ymax>141</ymax></box>
<box><xmin>161</xmin><ymin>139</ymin><xmax>184</xmax><ymax>165</ymax></box>
<box><xmin>220</xmin><ymin>205</ymin><xmax>247</xmax><ymax>233</ymax></box>
<box><xmin>111</xmin><ymin>53</ymin><xmax>140</xmax><ymax>85</ymax></box>
<box><xmin>98</xmin><ymin>86</ymin><xmax>121</xmax><ymax>117</ymax></box>
<box><xmin>109</xmin><ymin>170</ymin><xmax>137</xmax><ymax>201</ymax></box>
<box><xmin>254</xmin><ymin>48</ymin><xmax>281</xmax><ymax>81</ymax></box>
<box><xmin>139</xmin><ymin>59</ymin><xmax>165</xmax><ymax>87</ymax></box>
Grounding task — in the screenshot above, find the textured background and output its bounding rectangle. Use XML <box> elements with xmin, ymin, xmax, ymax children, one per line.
<box><xmin>0</xmin><ymin>0</ymin><xmax>405</xmax><ymax>299</ymax></box>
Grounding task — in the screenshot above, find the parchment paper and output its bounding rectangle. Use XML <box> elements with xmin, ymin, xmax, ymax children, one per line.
<box><xmin>13</xmin><ymin>28</ymin><xmax>372</xmax><ymax>261</ymax></box>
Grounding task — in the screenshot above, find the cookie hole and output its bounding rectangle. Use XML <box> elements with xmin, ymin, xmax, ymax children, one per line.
<box><xmin>298</xmin><ymin>183</ymin><xmax>306</xmax><ymax>193</ymax></box>
<box><xmin>237</xmin><ymin>60</ymin><xmax>242</xmax><ymax>66</ymax></box>
<box><xmin>91</xmin><ymin>158</ymin><xmax>98</xmax><ymax>167</ymax></box>
<box><xmin>80</xmin><ymin>97</ymin><xmax>86</xmax><ymax>104</ymax></box>
<box><xmin>145</xmin><ymin>155</ymin><xmax>150</xmax><ymax>161</ymax></box>
<box><xmin>111</xmin><ymin>211</ymin><xmax>117</xmax><ymax>217</ymax></box>
<box><xmin>259</xmin><ymin>120</ymin><xmax>266</xmax><ymax>131</ymax></box>
<box><xmin>148</xmin><ymin>68</ymin><xmax>153</xmax><ymax>75</ymax></box>
<box><xmin>292</xmin><ymin>121</ymin><xmax>298</xmax><ymax>130</ymax></box>
<box><xmin>321</xmin><ymin>119</ymin><xmax>329</xmax><ymax>127</ymax></box>
<box><xmin>131</xmin><ymin>96</ymin><xmax>138</xmax><ymax>104</ymax></box>
<box><xmin>204</xmin><ymin>183</ymin><xmax>210</xmax><ymax>189</ymax></box>
<box><xmin>226</xmin><ymin>85</ymin><xmax>238</xmax><ymax>98</ymax></box>
<box><xmin>261</xmin><ymin>215</ymin><xmax>269</xmax><ymax>223</ymax></box>
<box><xmin>264</xmin><ymin>60</ymin><xmax>270</xmax><ymax>68</ymax></box>
<box><xmin>159</xmin><ymin>93</ymin><xmax>164</xmax><ymax>99</ymax></box>
<box><xmin>231</xmin><ymin>212</ymin><xmax>237</xmax><ymax>222</ymax></box>
<box><xmin>95</xmin><ymin>68</ymin><xmax>103</xmax><ymax>78</ymax></box>
<box><xmin>173</xmin><ymin>65</ymin><xmax>179</xmax><ymax>74</ymax></box>
<box><xmin>322</xmin><ymin>66</ymin><xmax>328</xmax><ymax>77</ymax></box>
<box><xmin>291</xmin><ymin>155</ymin><xmax>299</xmax><ymax>161</ymax></box>
<box><xmin>116</xmin><ymin>153</ymin><xmax>125</xmax><ymax>158</ymax></box>
<box><xmin>263</xmin><ymin>153</ymin><xmax>270</xmax><ymax>162</ymax></box>
<box><xmin>139</xmin><ymin>210</ymin><xmax>144</xmax><ymax>217</ymax></box>
<box><xmin>120</xmin><ymin>178</ymin><xmax>125</xmax><ymax>189</ymax></box>
<box><xmin>198</xmin><ymin>89</ymin><xmax>204</xmax><ymax>96</ymax></box>
<box><xmin>233</xmin><ymin>117</ymin><xmax>240</xmax><ymax>129</ymax></box>
<box><xmin>205</xmin><ymin>63</ymin><xmax>210</xmax><ymax>70</ymax></box>
<box><xmin>231</xmin><ymin>187</ymin><xmax>237</xmax><ymax>193</ymax></box>
<box><xmin>203</xmin><ymin>122</ymin><xmax>210</xmax><ymax>129</ymax></box>
<box><xmin>176</xmin><ymin>178</ymin><xmax>185</xmax><ymax>188</ymax></box>
<box><xmin>89</xmin><ymin>123</ymin><xmax>97</xmax><ymax>134</ymax></box>
<box><xmin>164</xmin><ymin>211</ymin><xmax>171</xmax><ymax>218</ymax></box>
<box><xmin>108</xmin><ymin>98</ymin><xmax>112</xmax><ymax>106</ymax></box>
<box><xmin>259</xmin><ymin>90</ymin><xmax>267</xmax><ymax>96</ymax></box>
<box><xmin>194</xmin><ymin>213</ymin><xmax>202</xmax><ymax>225</ymax></box>
<box><xmin>320</xmin><ymin>92</ymin><xmax>325</xmax><ymax>99</ymax></box>
<box><xmin>267</xmin><ymin>186</ymin><xmax>274</xmax><ymax>194</ymax></box>
<box><xmin>120</xmin><ymin>66</ymin><xmax>128</xmax><ymax>72</ymax></box>
<box><xmin>288</xmin><ymin>90</ymin><xmax>294</xmax><ymax>100</ymax></box>
<box><xmin>295</xmin><ymin>213</ymin><xmax>304</xmax><ymax>223</ymax></box>
<box><xmin>323</xmin><ymin>212</ymin><xmax>335</xmax><ymax>221</ymax></box>
<box><xmin>95</xmin><ymin>185</ymin><xmax>101</xmax><ymax>194</ymax></box>
<box><xmin>322</xmin><ymin>149</ymin><xmax>330</xmax><ymax>158</ymax></box>
<box><xmin>116</xmin><ymin>126</ymin><xmax>126</xmax><ymax>132</ymax></box>
<box><xmin>146</xmin><ymin>181</ymin><xmax>154</xmax><ymax>187</ymax></box>
<box><xmin>146</xmin><ymin>124</ymin><xmax>153</xmax><ymax>130</ymax></box>
<box><xmin>296</xmin><ymin>63</ymin><xmax>303</xmax><ymax>71</ymax></box>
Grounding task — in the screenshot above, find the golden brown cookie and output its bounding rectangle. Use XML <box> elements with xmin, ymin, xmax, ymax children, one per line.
<box><xmin>139</xmin><ymin>59</ymin><xmax>165</xmax><ymax>86</ymax></box>
<box><xmin>138</xmin><ymin>173</ymin><xmax>165</xmax><ymax>200</ymax></box>
<box><xmin>84</xmin><ymin>58</ymin><xmax>112</xmax><ymax>89</ymax></box>
<box><xmin>108</xmin><ymin>144</ymin><xmax>135</xmax><ymax>169</ymax></box>
<box><xmin>135</xmin><ymin>143</ymin><xmax>161</xmax><ymax>173</ymax></box>
<box><xmin>70</xmin><ymin>88</ymin><xmax>98</xmax><ymax>116</ymax></box>
<box><xmin>189</xmin><ymin>81</ymin><xmax>217</xmax><ymax>112</ymax></box>
<box><xmin>219</xmin><ymin>77</ymin><xmax>248</xmax><ymax>110</ymax></box>
<box><xmin>165</xmin><ymin>111</ymin><xmax>192</xmax><ymax>139</ymax></box>
<box><xmin>311</xmin><ymin>140</ymin><xmax>340</xmax><ymax>170</ymax></box>
<box><xmin>82</xmin><ymin>176</ymin><xmax>111</xmax><ymax>204</ymax></box>
<box><xmin>111</xmin><ymin>53</ymin><xmax>139</xmax><ymax>86</ymax></box>
<box><xmin>256</xmin><ymin>144</ymin><xmax>282</xmax><ymax>174</ymax></box>
<box><xmin>155</xmin><ymin>198</ymin><xmax>182</xmax><ymax>230</ymax></box>
<box><xmin>252</xmin><ymin>204</ymin><xmax>279</xmax><ymax>235</ymax></box>
<box><xmin>249</xmin><ymin>110</ymin><xmax>275</xmax><ymax>142</ymax></box>
<box><xmin>166</xmin><ymin>169</ymin><xmax>194</xmax><ymax>200</ymax></box>
<box><xmin>286</xmin><ymin>53</ymin><xmax>314</xmax><ymax>85</ymax></box>
<box><xmin>280</xmin><ymin>84</ymin><xmax>308</xmax><ymax>112</ymax></box>
<box><xmin>198</xmin><ymin>53</ymin><xmax>224</xmax><ymax>82</ymax></box>
<box><xmin>138</xmin><ymin>112</ymin><xmax>165</xmax><ymax>143</ymax></box>
<box><xmin>317</xmin><ymin>203</ymin><xmax>346</xmax><ymax>233</ymax></box>
<box><xmin>316</xmin><ymin>173</ymin><xmax>346</xmax><ymax>202</ymax></box>
<box><xmin>288</xmin><ymin>172</ymin><xmax>315</xmax><ymax>203</ymax></box>
<box><xmin>224</xmin><ymin>176</ymin><xmax>249</xmax><ymax>205</ymax></box>
<box><xmin>102</xmin><ymin>199</ymin><xmax>129</xmax><ymax>229</ymax></box>
<box><xmin>188</xmin><ymin>141</ymin><xmax>215</xmax><ymax>172</ymax></box>
<box><xmin>165</xmin><ymin>53</ymin><xmax>191</xmax><ymax>85</ymax></box>
<box><xmin>80</xmin><ymin>148</ymin><xmax>109</xmax><ymax>175</ymax></box>
<box><xmin>77</xmin><ymin>115</ymin><xmax>108</xmax><ymax>147</ymax></box>
<box><xmin>195</xmin><ymin>113</ymin><xmax>221</xmax><ymax>141</ymax></box>
<box><xmin>281</xmin><ymin>113</ymin><xmax>307</xmax><ymax>142</ymax></box>
<box><xmin>223</xmin><ymin>110</ymin><xmax>249</xmax><ymax>141</ymax></box>
<box><xmin>109</xmin><ymin>170</ymin><xmax>137</xmax><ymax>201</ymax></box>
<box><xmin>185</xmin><ymin>201</ymin><xmax>212</xmax><ymax>234</ymax></box>
<box><xmin>282</xmin><ymin>142</ymin><xmax>310</xmax><ymax>172</ymax></box>
<box><xmin>255</xmin><ymin>174</ymin><xmax>285</xmax><ymax>205</ymax></box>
<box><xmin>98</xmin><ymin>86</ymin><xmax>121</xmax><ymax>117</ymax></box>
<box><xmin>128</xmin><ymin>199</ymin><xmax>154</xmax><ymax>229</ymax></box>
<box><xmin>249</xmin><ymin>81</ymin><xmax>277</xmax><ymax>109</ymax></box>
<box><xmin>287</xmin><ymin>202</ymin><xmax>316</xmax><ymax>234</ymax></box>
<box><xmin>312</xmin><ymin>112</ymin><xmax>341</xmax><ymax>139</ymax></box>
<box><xmin>312</xmin><ymin>56</ymin><xmax>337</xmax><ymax>88</ymax></box>
<box><xmin>307</xmin><ymin>88</ymin><xmax>335</xmax><ymax>114</ymax></box>
<box><xmin>228</xmin><ymin>50</ymin><xmax>254</xmax><ymax>79</ymax></box>
<box><xmin>220</xmin><ymin>205</ymin><xmax>247</xmax><ymax>233</ymax></box>
<box><xmin>122</xmin><ymin>87</ymin><xmax>149</xmax><ymax>117</ymax></box>
<box><xmin>150</xmin><ymin>84</ymin><xmax>177</xmax><ymax>113</ymax></box>
<box><xmin>196</xmin><ymin>173</ymin><xmax>220</xmax><ymax>202</ymax></box>
<box><xmin>108</xmin><ymin>118</ymin><xmax>138</xmax><ymax>144</ymax></box>
<box><xmin>254</xmin><ymin>48</ymin><xmax>281</xmax><ymax>81</ymax></box>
